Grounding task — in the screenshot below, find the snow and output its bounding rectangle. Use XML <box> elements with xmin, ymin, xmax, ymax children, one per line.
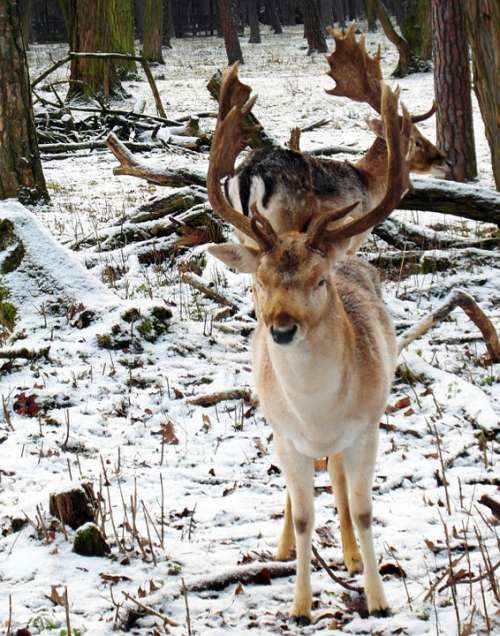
<box><xmin>0</xmin><ymin>25</ymin><xmax>498</xmax><ymax>636</ymax></box>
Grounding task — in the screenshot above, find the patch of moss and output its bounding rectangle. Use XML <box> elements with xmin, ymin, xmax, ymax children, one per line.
<box><xmin>151</xmin><ymin>305</ymin><xmax>172</xmax><ymax>323</ymax></box>
<box><xmin>73</xmin><ymin>522</ymin><xmax>109</xmax><ymax>557</ymax></box>
<box><xmin>121</xmin><ymin>307</ymin><xmax>141</xmax><ymax>323</ymax></box>
<box><xmin>1</xmin><ymin>242</ymin><xmax>25</xmax><ymax>274</ymax></box>
<box><xmin>137</xmin><ymin>317</ymin><xmax>154</xmax><ymax>341</ymax></box>
<box><xmin>0</xmin><ymin>220</ymin><xmax>15</xmax><ymax>251</ymax></box>
<box><xmin>0</xmin><ymin>286</ymin><xmax>16</xmax><ymax>331</ymax></box>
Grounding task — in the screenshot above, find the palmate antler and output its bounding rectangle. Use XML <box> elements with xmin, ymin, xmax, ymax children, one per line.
<box><xmin>325</xmin><ymin>25</ymin><xmax>435</xmax><ymax>125</ymax></box>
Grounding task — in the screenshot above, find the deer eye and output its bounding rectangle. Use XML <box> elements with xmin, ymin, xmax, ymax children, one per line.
<box><xmin>317</xmin><ymin>278</ymin><xmax>327</xmax><ymax>288</ymax></box>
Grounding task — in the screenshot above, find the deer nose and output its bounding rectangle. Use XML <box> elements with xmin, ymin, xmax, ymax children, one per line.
<box><xmin>270</xmin><ymin>324</ymin><xmax>298</xmax><ymax>345</ymax></box>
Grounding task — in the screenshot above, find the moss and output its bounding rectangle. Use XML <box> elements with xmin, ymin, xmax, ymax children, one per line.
<box><xmin>137</xmin><ymin>317</ymin><xmax>154</xmax><ymax>341</ymax></box>
<box><xmin>0</xmin><ymin>219</ymin><xmax>15</xmax><ymax>251</ymax></box>
<box><xmin>73</xmin><ymin>522</ymin><xmax>109</xmax><ymax>557</ymax></box>
<box><xmin>96</xmin><ymin>333</ymin><xmax>112</xmax><ymax>349</ymax></box>
<box><xmin>1</xmin><ymin>242</ymin><xmax>25</xmax><ymax>274</ymax></box>
<box><xmin>0</xmin><ymin>286</ymin><xmax>17</xmax><ymax>331</ymax></box>
<box><xmin>151</xmin><ymin>305</ymin><xmax>172</xmax><ymax>323</ymax></box>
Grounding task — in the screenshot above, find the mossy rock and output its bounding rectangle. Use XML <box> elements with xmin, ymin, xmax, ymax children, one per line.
<box><xmin>1</xmin><ymin>242</ymin><xmax>25</xmax><ymax>274</ymax></box>
<box><xmin>73</xmin><ymin>522</ymin><xmax>109</xmax><ymax>557</ymax></box>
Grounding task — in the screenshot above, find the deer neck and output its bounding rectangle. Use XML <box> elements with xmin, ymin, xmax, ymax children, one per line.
<box><xmin>354</xmin><ymin>137</ymin><xmax>390</xmax><ymax>201</ymax></box>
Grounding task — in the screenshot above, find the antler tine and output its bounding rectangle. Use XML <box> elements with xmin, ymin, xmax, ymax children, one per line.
<box><xmin>206</xmin><ymin>63</ymin><xmax>259</xmax><ymax>242</ymax></box>
<box><xmin>410</xmin><ymin>100</ymin><xmax>437</xmax><ymax>123</ymax></box>
<box><xmin>250</xmin><ymin>204</ymin><xmax>278</xmax><ymax>252</ymax></box>
<box><xmin>320</xmin><ymin>84</ymin><xmax>411</xmax><ymax>244</ymax></box>
<box><xmin>307</xmin><ymin>201</ymin><xmax>360</xmax><ymax>252</ymax></box>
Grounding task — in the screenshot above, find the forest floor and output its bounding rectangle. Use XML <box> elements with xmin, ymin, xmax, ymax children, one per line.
<box><xmin>1</xmin><ymin>25</ymin><xmax>499</xmax><ymax>636</ymax></box>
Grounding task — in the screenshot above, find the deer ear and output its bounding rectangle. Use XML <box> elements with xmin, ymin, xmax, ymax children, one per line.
<box><xmin>208</xmin><ymin>243</ymin><xmax>260</xmax><ymax>273</ymax></box>
<box><xmin>367</xmin><ymin>118</ymin><xmax>385</xmax><ymax>139</ymax></box>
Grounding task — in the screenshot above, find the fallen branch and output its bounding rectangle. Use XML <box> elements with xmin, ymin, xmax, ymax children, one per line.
<box><xmin>307</xmin><ymin>144</ymin><xmax>361</xmax><ymax>157</ymax></box>
<box><xmin>106</xmin><ymin>132</ymin><xmax>206</xmax><ymax>187</ymax></box>
<box><xmin>32</xmin><ymin>52</ymin><xmax>167</xmax><ymax>118</ymax></box>
<box><xmin>397</xmin><ymin>289</ymin><xmax>500</xmax><ymax>362</ymax></box>
<box><xmin>40</xmin><ymin>139</ymin><xmax>166</xmax><ymax>154</ymax></box>
<box><xmin>186</xmin><ymin>388</ymin><xmax>254</xmax><ymax>408</ymax></box>
<box><xmin>186</xmin><ymin>561</ymin><xmax>296</xmax><ymax>593</ymax></box>
<box><xmin>181</xmin><ymin>273</ymin><xmax>236</xmax><ymax>309</ymax></box>
<box><xmin>478</xmin><ymin>494</ymin><xmax>500</xmax><ymax>521</ymax></box>
<box><xmin>367</xmin><ymin>247</ymin><xmax>498</xmax><ymax>275</ymax></box>
<box><xmin>121</xmin><ymin>591</ymin><xmax>178</xmax><ymax>627</ymax></box>
<box><xmin>0</xmin><ymin>346</ymin><xmax>50</xmax><ymax>361</ymax></box>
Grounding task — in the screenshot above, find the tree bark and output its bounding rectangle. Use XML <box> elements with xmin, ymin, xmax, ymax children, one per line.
<box><xmin>279</xmin><ymin>0</ymin><xmax>296</xmax><ymax>26</ymax></box>
<box><xmin>163</xmin><ymin>0</ymin><xmax>174</xmax><ymax>48</ymax></box>
<box><xmin>302</xmin><ymin>0</ymin><xmax>327</xmax><ymax>54</ymax></box>
<box><xmin>319</xmin><ymin>0</ymin><xmax>335</xmax><ymax>29</ymax></box>
<box><xmin>374</xmin><ymin>0</ymin><xmax>412</xmax><ymax>77</ymax></box>
<box><xmin>431</xmin><ymin>1</ymin><xmax>477</xmax><ymax>182</ymax></box>
<box><xmin>399</xmin><ymin>0</ymin><xmax>432</xmax><ymax>62</ymax></box>
<box><xmin>0</xmin><ymin>0</ymin><xmax>48</xmax><ymax>203</ymax></box>
<box><xmin>142</xmin><ymin>0</ymin><xmax>165</xmax><ymax>63</ymax></box>
<box><xmin>248</xmin><ymin>0</ymin><xmax>261</xmax><ymax>43</ymax></box>
<box><xmin>464</xmin><ymin>0</ymin><xmax>499</xmax><ymax>190</ymax></box>
<box><xmin>66</xmin><ymin>0</ymin><xmax>135</xmax><ymax>100</ymax></box>
<box><xmin>217</xmin><ymin>0</ymin><xmax>244</xmax><ymax>64</ymax></box>
<box><xmin>365</xmin><ymin>0</ymin><xmax>377</xmax><ymax>31</ymax></box>
<box><xmin>19</xmin><ymin>0</ymin><xmax>32</xmax><ymax>46</ymax></box>
<box><xmin>266</xmin><ymin>0</ymin><xmax>283</xmax><ymax>33</ymax></box>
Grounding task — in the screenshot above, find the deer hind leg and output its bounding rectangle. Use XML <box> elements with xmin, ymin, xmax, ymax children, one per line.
<box><xmin>275</xmin><ymin>491</ymin><xmax>295</xmax><ymax>560</ymax></box>
<box><xmin>274</xmin><ymin>433</ymin><xmax>315</xmax><ymax>624</ymax></box>
<box><xmin>343</xmin><ymin>428</ymin><xmax>389</xmax><ymax>616</ymax></box>
<box><xmin>328</xmin><ymin>453</ymin><xmax>363</xmax><ymax>575</ymax></box>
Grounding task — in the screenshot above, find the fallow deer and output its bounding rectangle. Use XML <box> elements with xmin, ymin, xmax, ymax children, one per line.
<box><xmin>206</xmin><ymin>63</ymin><xmax>411</xmax><ymax>623</ymax></box>
<box><xmin>224</xmin><ymin>25</ymin><xmax>449</xmax><ymax>256</ymax></box>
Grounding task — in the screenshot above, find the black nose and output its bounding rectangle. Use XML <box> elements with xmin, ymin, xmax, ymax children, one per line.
<box><xmin>270</xmin><ymin>325</ymin><xmax>297</xmax><ymax>344</ymax></box>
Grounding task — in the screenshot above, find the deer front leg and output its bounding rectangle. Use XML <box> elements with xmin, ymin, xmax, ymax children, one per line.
<box><xmin>328</xmin><ymin>453</ymin><xmax>363</xmax><ymax>575</ymax></box>
<box><xmin>275</xmin><ymin>491</ymin><xmax>295</xmax><ymax>560</ymax></box>
<box><xmin>274</xmin><ymin>433</ymin><xmax>315</xmax><ymax>625</ymax></box>
<box><xmin>343</xmin><ymin>426</ymin><xmax>389</xmax><ymax>616</ymax></box>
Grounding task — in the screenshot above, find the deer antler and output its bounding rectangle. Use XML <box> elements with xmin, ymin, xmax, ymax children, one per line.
<box><xmin>410</xmin><ymin>101</ymin><xmax>436</xmax><ymax>123</ymax></box>
<box><xmin>207</xmin><ymin>63</ymin><xmax>274</xmax><ymax>247</ymax></box>
<box><xmin>325</xmin><ymin>24</ymin><xmax>383</xmax><ymax>112</ymax></box>
<box><xmin>317</xmin><ymin>83</ymin><xmax>411</xmax><ymax>244</ymax></box>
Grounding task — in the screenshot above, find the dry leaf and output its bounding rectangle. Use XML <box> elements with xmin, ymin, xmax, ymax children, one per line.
<box><xmin>385</xmin><ymin>396</ymin><xmax>411</xmax><ymax>414</ymax></box>
<box><xmin>13</xmin><ymin>392</ymin><xmax>40</xmax><ymax>417</ymax></box>
<box><xmin>49</xmin><ymin>585</ymin><xmax>66</xmax><ymax>607</ymax></box>
<box><xmin>251</xmin><ymin>567</ymin><xmax>272</xmax><ymax>585</ymax></box>
<box><xmin>222</xmin><ymin>481</ymin><xmax>237</xmax><ymax>497</ymax></box>
<box><xmin>234</xmin><ymin>582</ymin><xmax>245</xmax><ymax>595</ymax></box>
<box><xmin>162</xmin><ymin>421</ymin><xmax>179</xmax><ymax>445</ymax></box>
<box><xmin>99</xmin><ymin>572</ymin><xmax>132</xmax><ymax>584</ymax></box>
<box><xmin>379</xmin><ymin>562</ymin><xmax>407</xmax><ymax>578</ymax></box>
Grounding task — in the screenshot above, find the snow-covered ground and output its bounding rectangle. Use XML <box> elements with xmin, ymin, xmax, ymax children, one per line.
<box><xmin>1</xmin><ymin>25</ymin><xmax>498</xmax><ymax>635</ymax></box>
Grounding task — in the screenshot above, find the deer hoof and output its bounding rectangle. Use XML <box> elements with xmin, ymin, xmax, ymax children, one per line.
<box><xmin>290</xmin><ymin>615</ymin><xmax>311</xmax><ymax>626</ymax></box>
<box><xmin>370</xmin><ymin>606</ymin><xmax>391</xmax><ymax>618</ymax></box>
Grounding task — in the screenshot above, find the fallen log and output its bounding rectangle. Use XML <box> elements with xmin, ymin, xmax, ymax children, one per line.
<box><xmin>107</xmin><ymin>132</ymin><xmax>206</xmax><ymax>187</ymax></box>
<box><xmin>186</xmin><ymin>388</ymin><xmax>254</xmax><ymax>407</ymax></box>
<box><xmin>397</xmin><ymin>289</ymin><xmax>500</xmax><ymax>362</ymax></box>
<box><xmin>181</xmin><ymin>273</ymin><xmax>237</xmax><ymax>310</ymax></box>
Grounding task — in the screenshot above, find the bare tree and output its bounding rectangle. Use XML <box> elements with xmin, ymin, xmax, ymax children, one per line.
<box><xmin>0</xmin><ymin>0</ymin><xmax>48</xmax><ymax>203</ymax></box>
<box><xmin>217</xmin><ymin>0</ymin><xmax>244</xmax><ymax>64</ymax></box>
<box><xmin>142</xmin><ymin>0</ymin><xmax>165</xmax><ymax>63</ymax></box>
<box><xmin>431</xmin><ymin>0</ymin><xmax>477</xmax><ymax>181</ymax></box>
<box><xmin>302</xmin><ymin>0</ymin><xmax>327</xmax><ymax>54</ymax></box>
<box><xmin>465</xmin><ymin>0</ymin><xmax>499</xmax><ymax>190</ymax></box>
<box><xmin>266</xmin><ymin>0</ymin><xmax>283</xmax><ymax>33</ymax></box>
<box><xmin>248</xmin><ymin>0</ymin><xmax>261</xmax><ymax>43</ymax></box>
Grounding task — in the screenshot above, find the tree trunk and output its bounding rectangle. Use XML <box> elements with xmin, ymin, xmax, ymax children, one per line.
<box><xmin>0</xmin><ymin>0</ymin><xmax>48</xmax><ymax>203</ymax></box>
<box><xmin>334</xmin><ymin>0</ymin><xmax>347</xmax><ymax>27</ymax></box>
<box><xmin>19</xmin><ymin>0</ymin><xmax>32</xmax><ymax>46</ymax></box>
<box><xmin>365</xmin><ymin>0</ymin><xmax>377</xmax><ymax>31</ymax></box>
<box><xmin>66</xmin><ymin>0</ymin><xmax>135</xmax><ymax>99</ymax></box>
<box><xmin>142</xmin><ymin>0</ymin><xmax>165</xmax><ymax>63</ymax></box>
<box><xmin>217</xmin><ymin>0</ymin><xmax>244</xmax><ymax>64</ymax></box>
<box><xmin>431</xmin><ymin>0</ymin><xmax>477</xmax><ymax>182</ymax></box>
<box><xmin>248</xmin><ymin>0</ymin><xmax>261</xmax><ymax>43</ymax></box>
<box><xmin>464</xmin><ymin>0</ymin><xmax>499</xmax><ymax>190</ymax></box>
<box><xmin>319</xmin><ymin>0</ymin><xmax>334</xmax><ymax>28</ymax></box>
<box><xmin>279</xmin><ymin>0</ymin><xmax>296</xmax><ymax>26</ymax></box>
<box><xmin>266</xmin><ymin>0</ymin><xmax>283</xmax><ymax>33</ymax></box>
<box><xmin>400</xmin><ymin>0</ymin><xmax>432</xmax><ymax>63</ymax></box>
<box><xmin>302</xmin><ymin>0</ymin><xmax>327</xmax><ymax>54</ymax></box>
<box><xmin>163</xmin><ymin>0</ymin><xmax>174</xmax><ymax>48</ymax></box>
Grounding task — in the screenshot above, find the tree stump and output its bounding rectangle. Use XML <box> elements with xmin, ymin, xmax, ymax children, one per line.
<box><xmin>49</xmin><ymin>482</ymin><xmax>96</xmax><ymax>530</ymax></box>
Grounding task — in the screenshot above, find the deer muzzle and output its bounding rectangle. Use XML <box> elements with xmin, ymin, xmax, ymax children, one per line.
<box><xmin>269</xmin><ymin>312</ymin><xmax>299</xmax><ymax>345</ymax></box>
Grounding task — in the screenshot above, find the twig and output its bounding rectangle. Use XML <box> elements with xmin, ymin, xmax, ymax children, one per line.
<box><xmin>181</xmin><ymin>578</ymin><xmax>192</xmax><ymax>636</ymax></box>
<box><xmin>186</xmin><ymin>389</ymin><xmax>255</xmax><ymax>408</ymax></box>
<box><xmin>141</xmin><ymin>500</ymin><xmax>157</xmax><ymax>566</ymax></box>
<box><xmin>478</xmin><ymin>494</ymin><xmax>500</xmax><ymax>521</ymax></box>
<box><xmin>422</xmin><ymin>553</ymin><xmax>466</xmax><ymax>602</ymax></box>
<box><xmin>2</xmin><ymin>395</ymin><xmax>14</xmax><ymax>431</ymax></box>
<box><xmin>311</xmin><ymin>545</ymin><xmax>363</xmax><ymax>594</ymax></box>
<box><xmin>121</xmin><ymin>591</ymin><xmax>179</xmax><ymax>627</ymax></box>
<box><xmin>186</xmin><ymin>561</ymin><xmax>296</xmax><ymax>594</ymax></box>
<box><xmin>64</xmin><ymin>586</ymin><xmax>72</xmax><ymax>636</ymax></box>
<box><xmin>6</xmin><ymin>594</ymin><xmax>12</xmax><ymax>636</ymax></box>
<box><xmin>397</xmin><ymin>289</ymin><xmax>500</xmax><ymax>362</ymax></box>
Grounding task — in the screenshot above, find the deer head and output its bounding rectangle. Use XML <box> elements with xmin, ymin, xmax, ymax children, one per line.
<box><xmin>207</xmin><ymin>68</ymin><xmax>411</xmax><ymax>344</ymax></box>
<box><xmin>326</xmin><ymin>25</ymin><xmax>451</xmax><ymax>178</ymax></box>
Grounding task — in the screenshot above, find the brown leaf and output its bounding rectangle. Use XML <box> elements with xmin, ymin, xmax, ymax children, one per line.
<box><xmin>161</xmin><ymin>421</ymin><xmax>179</xmax><ymax>445</ymax></box>
<box><xmin>13</xmin><ymin>392</ymin><xmax>40</xmax><ymax>417</ymax></box>
<box><xmin>173</xmin><ymin>387</ymin><xmax>184</xmax><ymax>399</ymax></box>
<box><xmin>49</xmin><ymin>585</ymin><xmax>66</xmax><ymax>606</ymax></box>
<box><xmin>202</xmin><ymin>413</ymin><xmax>211</xmax><ymax>431</ymax></box>
<box><xmin>251</xmin><ymin>567</ymin><xmax>272</xmax><ymax>585</ymax></box>
<box><xmin>385</xmin><ymin>396</ymin><xmax>411</xmax><ymax>414</ymax></box>
<box><xmin>149</xmin><ymin>579</ymin><xmax>161</xmax><ymax>593</ymax></box>
<box><xmin>404</xmin><ymin>408</ymin><xmax>415</xmax><ymax>417</ymax></box>
<box><xmin>267</xmin><ymin>464</ymin><xmax>281</xmax><ymax>475</ymax></box>
<box><xmin>222</xmin><ymin>481</ymin><xmax>238</xmax><ymax>497</ymax></box>
<box><xmin>379</xmin><ymin>562</ymin><xmax>407</xmax><ymax>578</ymax></box>
<box><xmin>15</xmin><ymin>629</ymin><xmax>32</xmax><ymax>636</ymax></box>
<box><xmin>99</xmin><ymin>572</ymin><xmax>132</xmax><ymax>584</ymax></box>
<box><xmin>234</xmin><ymin>582</ymin><xmax>245</xmax><ymax>595</ymax></box>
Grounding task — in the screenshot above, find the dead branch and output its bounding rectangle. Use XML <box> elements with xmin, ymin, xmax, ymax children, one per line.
<box><xmin>32</xmin><ymin>52</ymin><xmax>167</xmax><ymax>118</ymax></box>
<box><xmin>106</xmin><ymin>133</ymin><xmax>206</xmax><ymax>187</ymax></box>
<box><xmin>40</xmin><ymin>140</ymin><xmax>166</xmax><ymax>154</ymax></box>
<box><xmin>186</xmin><ymin>561</ymin><xmax>296</xmax><ymax>593</ymax></box>
<box><xmin>0</xmin><ymin>346</ymin><xmax>50</xmax><ymax>361</ymax></box>
<box><xmin>181</xmin><ymin>273</ymin><xmax>236</xmax><ymax>309</ymax></box>
<box><xmin>367</xmin><ymin>247</ymin><xmax>498</xmax><ymax>275</ymax></box>
<box><xmin>311</xmin><ymin>545</ymin><xmax>363</xmax><ymax>593</ymax></box>
<box><xmin>478</xmin><ymin>494</ymin><xmax>500</xmax><ymax>521</ymax></box>
<box><xmin>397</xmin><ymin>289</ymin><xmax>500</xmax><ymax>362</ymax></box>
<box><xmin>121</xmin><ymin>591</ymin><xmax>179</xmax><ymax>627</ymax></box>
<box><xmin>308</xmin><ymin>144</ymin><xmax>361</xmax><ymax>156</ymax></box>
<box><xmin>186</xmin><ymin>388</ymin><xmax>254</xmax><ymax>408</ymax></box>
